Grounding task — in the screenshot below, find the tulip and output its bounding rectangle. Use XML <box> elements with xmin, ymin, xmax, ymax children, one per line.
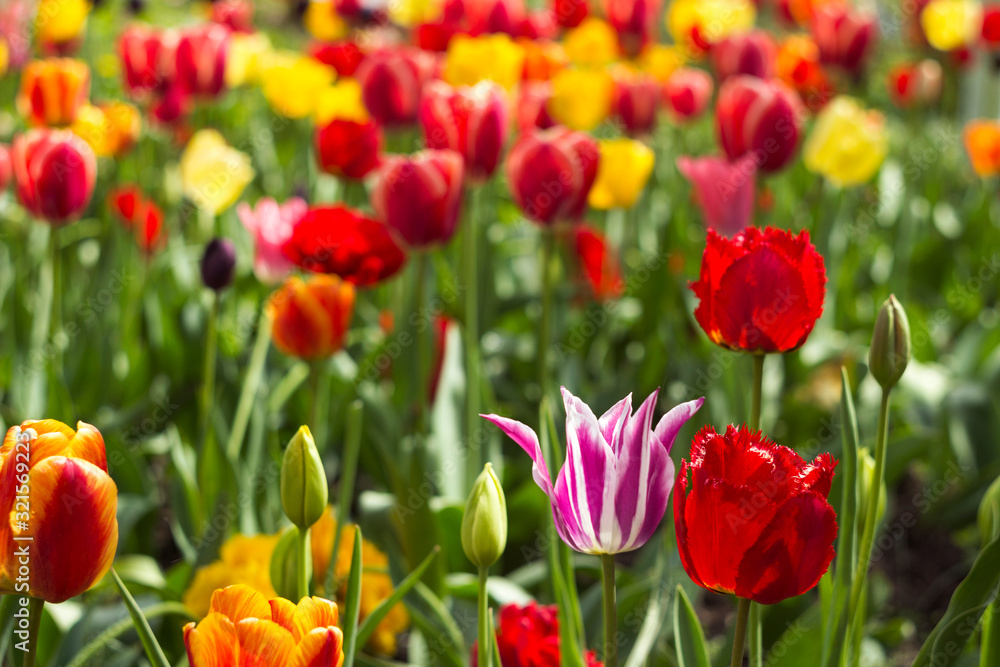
<box><xmin>666</xmin><ymin>0</ymin><xmax>756</xmax><ymax>52</ymax></box>
<box><xmin>611</xmin><ymin>70</ymin><xmax>660</xmax><ymax>136</ymax></box>
<box><xmin>357</xmin><ymin>47</ymin><xmax>434</xmax><ymax>126</ymax></box>
<box><xmin>238</xmin><ymin>197</ymin><xmax>308</xmax><ymax>283</ymax></box>
<box><xmin>553</xmin><ymin>0</ymin><xmax>588</xmax><ymax>28</ymax></box>
<box><xmin>519</xmin><ymin>37</ymin><xmax>567</xmax><ymax>81</ymax></box>
<box><xmin>108</xmin><ymin>186</ymin><xmax>166</xmax><ymax>254</ymax></box>
<box><xmin>506</xmin><ymin>127</ymin><xmax>600</xmax><ymax>225</ymax></box>
<box><xmin>921</xmin><ymin>0</ymin><xmax>983</xmax><ymax>51</ymax></box>
<box><xmin>0</xmin><ymin>144</ymin><xmax>11</xmax><ymax>192</ymax></box>
<box><xmin>548</xmin><ymin>67</ymin><xmax>615</xmax><ymax>131</ymax></box>
<box><xmin>371</xmin><ymin>149</ymin><xmax>465</xmax><ymax>248</ymax></box>
<box><xmin>17</xmin><ymin>58</ymin><xmax>90</xmax><ymax>126</ymax></box>
<box><xmin>316</xmin><ymin>118</ymin><xmax>383</xmax><ymax>181</ymax></box>
<box><xmin>803</xmin><ymin>96</ymin><xmax>888</xmax><ymax>187</ymax></box>
<box><xmin>201</xmin><ymin>238</ymin><xmax>237</xmax><ymax>292</ymax></box>
<box><xmin>71</xmin><ymin>101</ymin><xmax>142</xmax><ymax>158</ymax></box>
<box><xmin>637</xmin><ymin>43</ymin><xmax>686</xmax><ymax>83</ymax></box>
<box><xmin>0</xmin><ymin>421</ymin><xmax>118</xmax><ymax>603</ymax></box>
<box><xmin>710</xmin><ymin>30</ymin><xmax>777</xmax><ymax>81</ymax></box>
<box><xmin>310</xmin><ymin>40</ymin><xmax>365</xmax><ymax>77</ymax></box>
<box><xmin>462</xmin><ymin>463</ymin><xmax>508</xmax><ymax>568</ymax></box>
<box><xmin>485</xmin><ymin>388</ymin><xmax>704</xmax><ymax>554</ymax></box>
<box><xmin>304</xmin><ymin>0</ymin><xmax>349</xmax><ymax>40</ymax></box>
<box><xmin>12</xmin><ymin>129</ymin><xmax>97</xmax><ymax>224</ymax></box>
<box><xmin>420</xmin><ymin>81</ymin><xmax>509</xmax><ymax>183</ymax></box>
<box><xmin>119</xmin><ymin>24</ymin><xmax>172</xmax><ymax>98</ymax></box>
<box><xmin>676</xmin><ymin>154</ymin><xmax>756</xmax><ymax>238</ymax></box>
<box><xmin>415</xmin><ymin>20</ymin><xmax>462</xmax><ymax>52</ymax></box>
<box><xmin>515</xmin><ymin>81</ymin><xmax>558</xmax><ymax>132</ymax></box>
<box><xmin>691</xmin><ymin>226</ymin><xmax>827</xmax><ymax>353</ymax></box>
<box><xmin>573</xmin><ymin>225</ymin><xmax>624</xmax><ymax>300</ymax></box>
<box><xmin>211</xmin><ymin>0</ymin><xmax>255</xmax><ymax>32</ymax></box>
<box><xmin>283</xmin><ymin>205</ymin><xmax>408</xmax><ymax>286</ymax></box>
<box><xmin>260</xmin><ymin>52</ymin><xmax>336</xmax><ymax>119</ymax></box>
<box><xmin>471</xmin><ymin>0</ymin><xmax>525</xmax><ymax>35</ymax></box>
<box><xmin>869</xmin><ymin>295</ymin><xmax>911</xmax><ymax>391</ymax></box>
<box><xmin>281</xmin><ymin>426</ymin><xmax>329</xmax><ymax>531</ymax></box>
<box><xmin>184</xmin><ymin>585</ymin><xmax>344</xmax><ymax>666</ymax></box>
<box><xmin>173</xmin><ymin>23</ymin><xmax>230</xmax><ymax>98</ymax></box>
<box><xmin>985</xmin><ymin>4</ymin><xmax>1000</xmax><ymax>51</ymax></box>
<box><xmin>472</xmin><ymin>603</ymin><xmax>604</xmax><ymax>667</ymax></box>
<box><xmin>605</xmin><ymin>0</ymin><xmax>659</xmax><ymax>57</ymax></box>
<box><xmin>588</xmin><ymin>138</ymin><xmax>654</xmax><ymax>210</ymax></box>
<box><xmin>0</xmin><ymin>1</ymin><xmax>33</xmax><ymax>71</ymax></box>
<box><xmin>563</xmin><ymin>18</ymin><xmax>620</xmax><ymax>68</ymax></box>
<box><xmin>674</xmin><ymin>425</ymin><xmax>838</xmax><ymax>604</ymax></box>
<box><xmin>179</xmin><ymin>129</ymin><xmax>255</xmax><ymax>215</ymax></box>
<box><xmin>716</xmin><ymin>75</ymin><xmax>804</xmax><ymax>173</ymax></box>
<box><xmin>268</xmin><ymin>275</ymin><xmax>356</xmax><ymax>360</ymax></box>
<box><xmin>519</xmin><ymin>10</ymin><xmax>560</xmax><ymax>40</ymax></box>
<box><xmin>963</xmin><ymin>120</ymin><xmax>1000</xmax><ymax>177</ymax></box>
<box><xmin>443</xmin><ymin>34</ymin><xmax>526</xmax><ymax>91</ymax></box>
<box><xmin>663</xmin><ymin>68</ymin><xmax>713</xmax><ymax>123</ymax></box>
<box><xmin>35</xmin><ymin>0</ymin><xmax>90</xmax><ymax>51</ymax></box>
<box><xmin>776</xmin><ymin>35</ymin><xmax>833</xmax><ymax>112</ymax></box>
<box><xmin>887</xmin><ymin>60</ymin><xmax>943</xmax><ymax>109</ymax></box>
<box><xmin>810</xmin><ymin>4</ymin><xmax>878</xmax><ymax>77</ymax></box>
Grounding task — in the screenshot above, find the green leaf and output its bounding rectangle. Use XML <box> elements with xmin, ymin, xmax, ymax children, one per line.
<box><xmin>357</xmin><ymin>546</ymin><xmax>440</xmax><ymax>649</ymax></box>
<box><xmin>327</xmin><ymin>400</ymin><xmax>364</xmax><ymax>597</ymax></box>
<box><xmin>673</xmin><ymin>585</ymin><xmax>709</xmax><ymax>667</ymax></box>
<box><xmin>110</xmin><ymin>569</ymin><xmax>171</xmax><ymax>667</ymax></box>
<box><xmin>490</xmin><ymin>607</ymin><xmax>502</xmax><ymax>667</ymax></box>
<box><xmin>343</xmin><ymin>525</ymin><xmax>364</xmax><ymax>667</ymax></box>
<box><xmin>67</xmin><ymin>603</ymin><xmax>193</xmax><ymax>667</ymax></box>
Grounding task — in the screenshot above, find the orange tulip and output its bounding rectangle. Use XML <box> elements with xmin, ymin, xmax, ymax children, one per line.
<box><xmin>184</xmin><ymin>584</ymin><xmax>345</xmax><ymax>667</ymax></box>
<box><xmin>964</xmin><ymin>120</ymin><xmax>1000</xmax><ymax>177</ymax></box>
<box><xmin>0</xmin><ymin>420</ymin><xmax>118</xmax><ymax>603</ymax></box>
<box><xmin>268</xmin><ymin>275</ymin><xmax>356</xmax><ymax>360</ymax></box>
<box><xmin>17</xmin><ymin>58</ymin><xmax>91</xmax><ymax>126</ymax></box>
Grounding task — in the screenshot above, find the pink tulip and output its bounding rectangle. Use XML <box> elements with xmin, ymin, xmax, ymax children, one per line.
<box><xmin>237</xmin><ymin>197</ymin><xmax>308</xmax><ymax>284</ymax></box>
<box><xmin>677</xmin><ymin>155</ymin><xmax>756</xmax><ymax>238</ymax></box>
<box><xmin>664</xmin><ymin>68</ymin><xmax>713</xmax><ymax>123</ymax></box>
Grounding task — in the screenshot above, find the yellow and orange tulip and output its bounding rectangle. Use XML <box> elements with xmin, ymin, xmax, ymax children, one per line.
<box><xmin>184</xmin><ymin>585</ymin><xmax>345</xmax><ymax>667</ymax></box>
<box><xmin>71</xmin><ymin>101</ymin><xmax>141</xmax><ymax>158</ymax></box>
<box><xmin>0</xmin><ymin>420</ymin><xmax>118</xmax><ymax>603</ymax></box>
<box><xmin>964</xmin><ymin>120</ymin><xmax>1000</xmax><ymax>177</ymax></box>
<box><xmin>17</xmin><ymin>58</ymin><xmax>90</xmax><ymax>126</ymax></box>
<box><xmin>268</xmin><ymin>275</ymin><xmax>356</xmax><ymax>360</ymax></box>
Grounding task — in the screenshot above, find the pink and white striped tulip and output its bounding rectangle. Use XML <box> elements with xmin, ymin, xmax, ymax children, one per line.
<box><xmin>484</xmin><ymin>388</ymin><xmax>704</xmax><ymax>554</ymax></box>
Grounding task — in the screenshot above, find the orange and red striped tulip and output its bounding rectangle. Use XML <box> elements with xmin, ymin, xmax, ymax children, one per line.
<box><xmin>17</xmin><ymin>58</ymin><xmax>90</xmax><ymax>126</ymax></box>
<box><xmin>0</xmin><ymin>421</ymin><xmax>118</xmax><ymax>603</ymax></box>
<box><xmin>268</xmin><ymin>275</ymin><xmax>356</xmax><ymax>360</ymax></box>
<box><xmin>184</xmin><ymin>584</ymin><xmax>345</xmax><ymax>667</ymax></box>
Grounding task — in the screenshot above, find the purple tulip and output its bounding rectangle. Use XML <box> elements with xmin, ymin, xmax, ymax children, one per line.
<box><xmin>483</xmin><ymin>388</ymin><xmax>704</xmax><ymax>554</ymax></box>
<box><xmin>677</xmin><ymin>154</ymin><xmax>757</xmax><ymax>238</ymax></box>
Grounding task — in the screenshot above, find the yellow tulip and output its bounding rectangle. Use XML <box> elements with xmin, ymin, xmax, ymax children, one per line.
<box><xmin>0</xmin><ymin>39</ymin><xmax>8</xmax><ymax>78</ymax></box>
<box><xmin>71</xmin><ymin>102</ymin><xmax>141</xmax><ymax>158</ymax></box>
<box><xmin>180</xmin><ymin>129</ymin><xmax>255</xmax><ymax>215</ymax></box>
<box><xmin>636</xmin><ymin>44</ymin><xmax>687</xmax><ymax>82</ymax></box>
<box><xmin>667</xmin><ymin>0</ymin><xmax>756</xmax><ymax>49</ymax></box>
<box><xmin>548</xmin><ymin>68</ymin><xmax>614</xmax><ymax>131</ymax></box>
<box><xmin>304</xmin><ymin>0</ymin><xmax>348</xmax><ymax>41</ymax></box>
<box><xmin>589</xmin><ymin>138</ymin><xmax>655</xmax><ymax>210</ymax></box>
<box><xmin>564</xmin><ymin>18</ymin><xmax>620</xmax><ymax>68</ymax></box>
<box><xmin>183</xmin><ymin>534</ymin><xmax>280</xmax><ymax>618</ymax></box>
<box><xmin>920</xmin><ymin>0</ymin><xmax>983</xmax><ymax>51</ymax></box>
<box><xmin>226</xmin><ymin>32</ymin><xmax>273</xmax><ymax>88</ymax></box>
<box><xmin>260</xmin><ymin>52</ymin><xmax>336</xmax><ymax>119</ymax></box>
<box><xmin>390</xmin><ymin>0</ymin><xmax>445</xmax><ymax>28</ymax></box>
<box><xmin>314</xmin><ymin>77</ymin><xmax>370</xmax><ymax>125</ymax></box>
<box><xmin>443</xmin><ymin>34</ymin><xmax>526</xmax><ymax>91</ymax></box>
<box><xmin>35</xmin><ymin>0</ymin><xmax>91</xmax><ymax>46</ymax></box>
<box><xmin>803</xmin><ymin>96</ymin><xmax>888</xmax><ymax>187</ymax></box>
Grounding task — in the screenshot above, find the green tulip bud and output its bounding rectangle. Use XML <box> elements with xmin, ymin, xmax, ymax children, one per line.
<box><xmin>869</xmin><ymin>295</ymin><xmax>911</xmax><ymax>391</ymax></box>
<box><xmin>462</xmin><ymin>463</ymin><xmax>507</xmax><ymax>568</ymax></box>
<box><xmin>270</xmin><ymin>526</ymin><xmax>312</xmax><ymax>601</ymax></box>
<box><xmin>280</xmin><ymin>425</ymin><xmax>328</xmax><ymax>530</ymax></box>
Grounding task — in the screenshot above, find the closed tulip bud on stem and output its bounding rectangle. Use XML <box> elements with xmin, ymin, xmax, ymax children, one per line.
<box><xmin>869</xmin><ymin>295</ymin><xmax>911</xmax><ymax>391</ymax></box>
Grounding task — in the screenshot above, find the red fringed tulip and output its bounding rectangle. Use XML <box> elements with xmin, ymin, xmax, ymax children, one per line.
<box><xmin>17</xmin><ymin>58</ymin><xmax>90</xmax><ymax>126</ymax></box>
<box><xmin>471</xmin><ymin>602</ymin><xmax>604</xmax><ymax>667</ymax></box>
<box><xmin>612</xmin><ymin>70</ymin><xmax>660</xmax><ymax>136</ymax></box>
<box><xmin>371</xmin><ymin>149</ymin><xmax>465</xmax><ymax>248</ymax></box>
<box><xmin>316</xmin><ymin>118</ymin><xmax>383</xmax><ymax>180</ymax></box>
<box><xmin>356</xmin><ymin>48</ymin><xmax>433</xmax><ymax>127</ymax></box>
<box><xmin>677</xmin><ymin>155</ymin><xmax>756</xmax><ymax>238</ymax></box>
<box><xmin>173</xmin><ymin>23</ymin><xmax>230</xmax><ymax>98</ymax></box>
<box><xmin>506</xmin><ymin>127</ymin><xmax>599</xmax><ymax>225</ymax></box>
<box><xmin>711</xmin><ymin>30</ymin><xmax>777</xmax><ymax>81</ymax></box>
<box><xmin>283</xmin><ymin>205</ymin><xmax>408</xmax><ymax>286</ymax></box>
<box><xmin>573</xmin><ymin>225</ymin><xmax>624</xmax><ymax>300</ymax></box>
<box><xmin>811</xmin><ymin>4</ymin><xmax>878</xmax><ymax>78</ymax></box>
<box><xmin>12</xmin><ymin>129</ymin><xmax>96</xmax><ymax>225</ymax></box>
<box><xmin>268</xmin><ymin>274</ymin><xmax>355</xmax><ymax>360</ymax></box>
<box><xmin>184</xmin><ymin>585</ymin><xmax>345</xmax><ymax>666</ymax></box>
<box><xmin>674</xmin><ymin>425</ymin><xmax>838</xmax><ymax>605</ymax></box>
<box><xmin>485</xmin><ymin>388</ymin><xmax>703</xmax><ymax>554</ymax></box>
<box><xmin>691</xmin><ymin>226</ymin><xmax>826</xmax><ymax>353</ymax></box>
<box><xmin>605</xmin><ymin>0</ymin><xmax>660</xmax><ymax>57</ymax></box>
<box><xmin>663</xmin><ymin>68</ymin><xmax>713</xmax><ymax>123</ymax></box>
<box><xmin>0</xmin><ymin>421</ymin><xmax>118</xmax><ymax>603</ymax></box>
<box><xmin>420</xmin><ymin>80</ymin><xmax>509</xmax><ymax>183</ymax></box>
<box><xmin>716</xmin><ymin>75</ymin><xmax>804</xmax><ymax>173</ymax></box>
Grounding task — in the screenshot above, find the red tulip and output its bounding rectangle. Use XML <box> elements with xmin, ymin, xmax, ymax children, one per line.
<box><xmin>519</xmin><ymin>10</ymin><xmax>560</xmax><ymax>39</ymax></box>
<box><xmin>984</xmin><ymin>5</ymin><xmax>1000</xmax><ymax>51</ymax></box>
<box><xmin>108</xmin><ymin>186</ymin><xmax>166</xmax><ymax>254</ymax></box>
<box><xmin>810</xmin><ymin>4</ymin><xmax>878</xmax><ymax>77</ymax></box>
<box><xmin>472</xmin><ymin>0</ymin><xmax>526</xmax><ymax>36</ymax></box>
<box><xmin>283</xmin><ymin>205</ymin><xmax>408</xmax><ymax>286</ymax></box>
<box><xmin>716</xmin><ymin>75</ymin><xmax>803</xmax><ymax>173</ymax></box>
<box><xmin>310</xmin><ymin>40</ymin><xmax>365</xmax><ymax>76</ymax></box>
<box><xmin>420</xmin><ymin>80</ymin><xmax>509</xmax><ymax>182</ymax></box>
<box><xmin>573</xmin><ymin>225</ymin><xmax>624</xmax><ymax>300</ymax></box>
<box><xmin>371</xmin><ymin>149</ymin><xmax>465</xmax><ymax>248</ymax></box>
<box><xmin>356</xmin><ymin>48</ymin><xmax>434</xmax><ymax>127</ymax></box>
<box><xmin>173</xmin><ymin>24</ymin><xmax>230</xmax><ymax>99</ymax></box>
<box><xmin>506</xmin><ymin>127</ymin><xmax>599</xmax><ymax>225</ymax></box>
<box><xmin>119</xmin><ymin>24</ymin><xmax>172</xmax><ymax>99</ymax></box>
<box><xmin>552</xmin><ymin>0</ymin><xmax>588</xmax><ymax>27</ymax></box>
<box><xmin>315</xmin><ymin>118</ymin><xmax>383</xmax><ymax>180</ymax></box>
<box><xmin>0</xmin><ymin>144</ymin><xmax>12</xmax><ymax>192</ymax></box>
<box><xmin>612</xmin><ymin>71</ymin><xmax>660</xmax><ymax>136</ymax></box>
<box><xmin>675</xmin><ymin>425</ymin><xmax>837</xmax><ymax>605</ymax></box>
<box><xmin>12</xmin><ymin>129</ymin><xmax>96</xmax><ymax>225</ymax></box>
<box><xmin>691</xmin><ymin>226</ymin><xmax>826</xmax><ymax>353</ymax></box>
<box><xmin>663</xmin><ymin>68</ymin><xmax>713</xmax><ymax>123</ymax></box>
<box><xmin>516</xmin><ymin>81</ymin><xmax>557</xmax><ymax>132</ymax></box>
<box><xmin>471</xmin><ymin>602</ymin><xmax>604</xmax><ymax>667</ymax></box>
<box><xmin>416</xmin><ymin>20</ymin><xmax>464</xmax><ymax>52</ymax></box>
<box><xmin>887</xmin><ymin>60</ymin><xmax>943</xmax><ymax>109</ymax></box>
<box><xmin>605</xmin><ymin>0</ymin><xmax>660</xmax><ymax>57</ymax></box>
<box><xmin>677</xmin><ymin>155</ymin><xmax>756</xmax><ymax>238</ymax></box>
<box><xmin>711</xmin><ymin>30</ymin><xmax>777</xmax><ymax>81</ymax></box>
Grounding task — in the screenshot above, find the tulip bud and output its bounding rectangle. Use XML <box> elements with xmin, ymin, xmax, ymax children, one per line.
<box><xmin>462</xmin><ymin>463</ymin><xmax>508</xmax><ymax>568</ymax></box>
<box><xmin>869</xmin><ymin>295</ymin><xmax>911</xmax><ymax>391</ymax></box>
<box><xmin>281</xmin><ymin>426</ymin><xmax>329</xmax><ymax>530</ymax></box>
<box><xmin>663</xmin><ymin>68</ymin><xmax>713</xmax><ymax>123</ymax></box>
<box><xmin>201</xmin><ymin>238</ymin><xmax>237</xmax><ymax>292</ymax></box>
<box><xmin>270</xmin><ymin>526</ymin><xmax>312</xmax><ymax>600</ymax></box>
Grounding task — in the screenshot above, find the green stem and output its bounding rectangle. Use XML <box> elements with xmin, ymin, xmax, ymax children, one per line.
<box><xmin>601</xmin><ymin>554</ymin><xmax>618</xmax><ymax>667</ymax></box>
<box><xmin>297</xmin><ymin>526</ymin><xmax>310</xmax><ymax>601</ymax></box>
<box><xmin>199</xmin><ymin>293</ymin><xmax>219</xmax><ymax>448</ymax></box>
<box><xmin>325</xmin><ymin>401</ymin><xmax>364</xmax><ymax>598</ymax></box>
<box><xmin>747</xmin><ymin>353</ymin><xmax>765</xmax><ymax>667</ymax></box>
<box><xmin>748</xmin><ymin>601</ymin><xmax>762</xmax><ymax>667</ymax></box>
<box><xmin>225</xmin><ymin>311</ymin><xmax>272</xmax><ymax>461</ymax></box>
<box><xmin>478</xmin><ymin>566</ymin><xmax>490</xmax><ymax>667</ymax></box>
<box><xmin>848</xmin><ymin>388</ymin><xmax>892</xmax><ymax>648</ymax></box>
<box><xmin>465</xmin><ymin>187</ymin><xmax>484</xmax><ymax>483</ymax></box>
<box><xmin>22</xmin><ymin>598</ymin><xmax>43</xmax><ymax>667</ymax></box>
<box><xmin>415</xmin><ymin>252</ymin><xmax>430</xmax><ymax>434</ymax></box>
<box><xmin>538</xmin><ymin>230</ymin><xmax>555</xmax><ymax>400</ymax></box>
<box><xmin>749</xmin><ymin>354</ymin><xmax>764</xmax><ymax>432</ymax></box>
<box><xmin>731</xmin><ymin>598</ymin><xmax>751</xmax><ymax>667</ymax></box>
<box><xmin>49</xmin><ymin>229</ymin><xmax>62</xmax><ymax>370</ymax></box>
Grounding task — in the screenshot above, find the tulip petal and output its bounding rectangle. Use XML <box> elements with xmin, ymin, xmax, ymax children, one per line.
<box><xmin>268</xmin><ymin>597</ymin><xmax>297</xmax><ymax>634</ymax></box>
<box><xmin>292</xmin><ymin>597</ymin><xmax>340</xmax><ymax>642</ymax></box>
<box><xmin>235</xmin><ymin>617</ymin><xmax>297</xmax><ymax>665</ymax></box>
<box><xmin>291</xmin><ymin>626</ymin><xmax>345</xmax><ymax>667</ymax></box>
<box><xmin>481</xmin><ymin>415</ymin><xmax>553</xmax><ymax>496</ymax></box>
<box><xmin>210</xmin><ymin>584</ymin><xmax>273</xmax><ymax>623</ymax></box>
<box><xmin>185</xmin><ymin>614</ymin><xmax>240</xmax><ymax>667</ymax></box>
<box><xmin>653</xmin><ymin>397</ymin><xmax>705</xmax><ymax>454</ymax></box>
<box><xmin>598</xmin><ymin>393</ymin><xmax>632</xmax><ymax>454</ymax></box>
<box><xmin>614</xmin><ymin>390</ymin><xmax>664</xmax><ymax>552</ymax></box>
